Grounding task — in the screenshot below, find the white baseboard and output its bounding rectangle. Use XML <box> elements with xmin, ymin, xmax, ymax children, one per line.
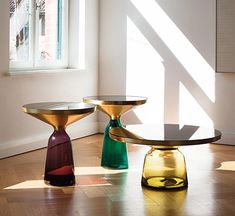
<box><xmin>214</xmin><ymin>130</ymin><xmax>235</xmax><ymax>145</ymax></box>
<box><xmin>0</xmin><ymin>122</ymin><xmax>99</xmax><ymax>159</ymax></box>
<box><xmin>98</xmin><ymin>121</ymin><xmax>106</xmax><ymax>133</ymax></box>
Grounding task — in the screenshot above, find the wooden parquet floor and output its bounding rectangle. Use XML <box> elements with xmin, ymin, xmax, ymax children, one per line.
<box><xmin>0</xmin><ymin>134</ymin><xmax>235</xmax><ymax>216</ymax></box>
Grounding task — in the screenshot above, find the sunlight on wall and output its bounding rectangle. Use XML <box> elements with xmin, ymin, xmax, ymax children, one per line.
<box><xmin>179</xmin><ymin>82</ymin><xmax>213</xmax><ymax>127</ymax></box>
<box><xmin>126</xmin><ymin>17</ymin><xmax>165</xmax><ymax>123</ymax></box>
<box><xmin>130</xmin><ymin>0</ymin><xmax>215</xmax><ymax>100</ymax></box>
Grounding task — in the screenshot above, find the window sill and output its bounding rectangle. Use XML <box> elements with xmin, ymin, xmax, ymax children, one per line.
<box><xmin>5</xmin><ymin>68</ymin><xmax>85</xmax><ymax>76</ymax></box>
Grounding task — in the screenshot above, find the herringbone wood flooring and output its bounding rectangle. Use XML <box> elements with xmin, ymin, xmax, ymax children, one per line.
<box><xmin>0</xmin><ymin>134</ymin><xmax>235</xmax><ymax>216</ymax></box>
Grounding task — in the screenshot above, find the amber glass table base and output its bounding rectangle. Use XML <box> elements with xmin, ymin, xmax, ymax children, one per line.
<box><xmin>109</xmin><ymin>124</ymin><xmax>221</xmax><ymax>190</ymax></box>
<box><xmin>101</xmin><ymin>119</ymin><xmax>128</xmax><ymax>169</ymax></box>
<box><xmin>141</xmin><ymin>147</ymin><xmax>188</xmax><ymax>189</ymax></box>
<box><xmin>44</xmin><ymin>128</ymin><xmax>75</xmax><ymax>186</ymax></box>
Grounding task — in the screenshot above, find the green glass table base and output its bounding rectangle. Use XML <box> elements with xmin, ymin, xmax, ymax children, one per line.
<box><xmin>141</xmin><ymin>147</ymin><xmax>188</xmax><ymax>189</ymax></box>
<box><xmin>101</xmin><ymin>119</ymin><xmax>128</xmax><ymax>169</ymax></box>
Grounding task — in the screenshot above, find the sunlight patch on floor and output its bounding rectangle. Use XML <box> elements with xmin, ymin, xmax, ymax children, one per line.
<box><xmin>4</xmin><ymin>166</ymin><xmax>140</xmax><ymax>190</ymax></box>
<box><xmin>217</xmin><ymin>161</ymin><xmax>235</xmax><ymax>171</ymax></box>
<box><xmin>75</xmin><ymin>166</ymin><xmax>139</xmax><ymax>175</ymax></box>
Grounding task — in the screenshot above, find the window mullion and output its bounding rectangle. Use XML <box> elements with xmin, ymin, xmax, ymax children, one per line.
<box><xmin>28</xmin><ymin>0</ymin><xmax>35</xmax><ymax>68</ymax></box>
<box><xmin>61</xmin><ymin>1</ymin><xmax>69</xmax><ymax>66</ymax></box>
<box><xmin>33</xmin><ymin>0</ymin><xmax>40</xmax><ymax>68</ymax></box>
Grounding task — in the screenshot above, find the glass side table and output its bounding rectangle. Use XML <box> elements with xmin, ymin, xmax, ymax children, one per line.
<box><xmin>83</xmin><ymin>96</ymin><xmax>147</xmax><ymax>169</ymax></box>
<box><xmin>22</xmin><ymin>102</ymin><xmax>96</xmax><ymax>186</ymax></box>
<box><xmin>110</xmin><ymin>124</ymin><xmax>222</xmax><ymax>189</ymax></box>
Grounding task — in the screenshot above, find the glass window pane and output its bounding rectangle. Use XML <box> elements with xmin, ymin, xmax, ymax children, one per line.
<box><xmin>38</xmin><ymin>0</ymin><xmax>64</xmax><ymax>61</ymax></box>
<box><xmin>9</xmin><ymin>0</ymin><xmax>31</xmax><ymax>62</ymax></box>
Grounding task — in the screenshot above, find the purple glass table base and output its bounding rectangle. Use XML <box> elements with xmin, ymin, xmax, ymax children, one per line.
<box><xmin>22</xmin><ymin>102</ymin><xmax>96</xmax><ymax>187</ymax></box>
<box><xmin>44</xmin><ymin>129</ymin><xmax>75</xmax><ymax>186</ymax></box>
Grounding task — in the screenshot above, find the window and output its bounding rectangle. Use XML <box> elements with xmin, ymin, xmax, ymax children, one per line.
<box><xmin>9</xmin><ymin>0</ymin><xmax>68</xmax><ymax>70</ymax></box>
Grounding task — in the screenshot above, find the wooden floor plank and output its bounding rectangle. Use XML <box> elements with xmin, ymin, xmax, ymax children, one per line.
<box><xmin>0</xmin><ymin>134</ymin><xmax>235</xmax><ymax>215</ymax></box>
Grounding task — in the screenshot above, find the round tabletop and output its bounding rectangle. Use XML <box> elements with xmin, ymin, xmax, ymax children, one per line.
<box><xmin>83</xmin><ymin>95</ymin><xmax>147</xmax><ymax>106</ymax></box>
<box><xmin>109</xmin><ymin>124</ymin><xmax>222</xmax><ymax>146</ymax></box>
<box><xmin>22</xmin><ymin>102</ymin><xmax>96</xmax><ymax>115</ymax></box>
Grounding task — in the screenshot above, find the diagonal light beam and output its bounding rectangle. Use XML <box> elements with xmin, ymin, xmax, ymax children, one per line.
<box><xmin>130</xmin><ymin>0</ymin><xmax>215</xmax><ymax>102</ymax></box>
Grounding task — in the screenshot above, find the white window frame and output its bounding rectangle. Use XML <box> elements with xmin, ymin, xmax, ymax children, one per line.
<box><xmin>9</xmin><ymin>0</ymin><xmax>69</xmax><ymax>71</ymax></box>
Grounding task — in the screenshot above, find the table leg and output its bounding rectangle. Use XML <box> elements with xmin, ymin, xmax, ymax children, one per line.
<box><xmin>44</xmin><ymin>128</ymin><xmax>75</xmax><ymax>186</ymax></box>
<box><xmin>141</xmin><ymin>147</ymin><xmax>188</xmax><ymax>189</ymax></box>
<box><xmin>101</xmin><ymin>119</ymin><xmax>128</xmax><ymax>169</ymax></box>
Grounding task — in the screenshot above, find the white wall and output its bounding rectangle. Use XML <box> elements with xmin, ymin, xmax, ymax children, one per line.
<box><xmin>0</xmin><ymin>0</ymin><xmax>99</xmax><ymax>158</ymax></box>
<box><xmin>99</xmin><ymin>0</ymin><xmax>235</xmax><ymax>144</ymax></box>
<box><xmin>1</xmin><ymin>0</ymin><xmax>235</xmax><ymax>159</ymax></box>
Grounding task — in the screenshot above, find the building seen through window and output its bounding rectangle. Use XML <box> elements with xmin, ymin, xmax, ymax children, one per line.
<box><xmin>9</xmin><ymin>0</ymin><xmax>66</xmax><ymax>69</ymax></box>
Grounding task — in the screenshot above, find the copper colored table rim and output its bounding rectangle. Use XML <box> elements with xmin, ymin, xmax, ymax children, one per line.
<box><xmin>83</xmin><ymin>95</ymin><xmax>147</xmax><ymax>105</ymax></box>
<box><xmin>109</xmin><ymin>124</ymin><xmax>222</xmax><ymax>147</ymax></box>
<box><xmin>22</xmin><ymin>102</ymin><xmax>96</xmax><ymax>115</ymax></box>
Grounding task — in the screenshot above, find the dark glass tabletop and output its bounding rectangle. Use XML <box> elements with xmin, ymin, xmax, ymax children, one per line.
<box><xmin>83</xmin><ymin>95</ymin><xmax>147</xmax><ymax>105</ymax></box>
<box><xmin>22</xmin><ymin>102</ymin><xmax>96</xmax><ymax>115</ymax></box>
<box><xmin>109</xmin><ymin>124</ymin><xmax>222</xmax><ymax>146</ymax></box>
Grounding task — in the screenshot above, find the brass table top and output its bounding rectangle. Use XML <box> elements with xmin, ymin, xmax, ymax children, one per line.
<box><xmin>83</xmin><ymin>95</ymin><xmax>147</xmax><ymax>105</ymax></box>
<box><xmin>109</xmin><ymin>124</ymin><xmax>222</xmax><ymax>147</ymax></box>
<box><xmin>22</xmin><ymin>102</ymin><xmax>96</xmax><ymax>129</ymax></box>
<box><xmin>83</xmin><ymin>95</ymin><xmax>147</xmax><ymax>119</ymax></box>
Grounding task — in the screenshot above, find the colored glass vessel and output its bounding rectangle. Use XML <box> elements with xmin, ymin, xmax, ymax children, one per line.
<box><xmin>22</xmin><ymin>102</ymin><xmax>96</xmax><ymax>186</ymax></box>
<box><xmin>109</xmin><ymin>124</ymin><xmax>221</xmax><ymax>189</ymax></box>
<box><xmin>83</xmin><ymin>96</ymin><xmax>147</xmax><ymax>169</ymax></box>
